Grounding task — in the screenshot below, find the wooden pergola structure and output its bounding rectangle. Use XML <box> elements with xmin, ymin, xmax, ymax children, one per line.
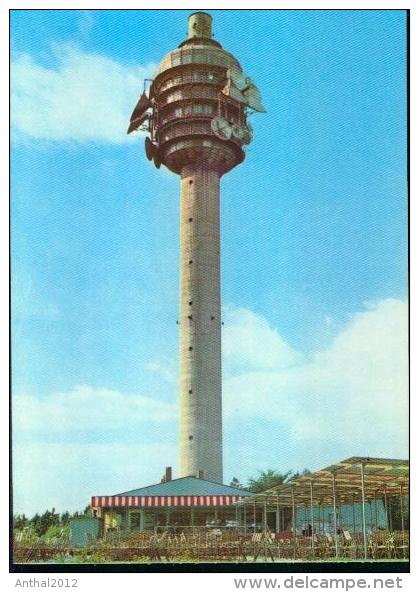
<box><xmin>236</xmin><ymin>457</ymin><xmax>409</xmax><ymax>560</ymax></box>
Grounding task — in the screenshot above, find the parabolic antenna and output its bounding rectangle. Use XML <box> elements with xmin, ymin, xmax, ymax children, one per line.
<box><xmin>154</xmin><ymin>151</ymin><xmax>162</xmax><ymax>169</ymax></box>
<box><xmin>243</xmin><ymin>82</ymin><xmax>266</xmax><ymax>113</ymax></box>
<box><xmin>145</xmin><ymin>137</ymin><xmax>155</xmax><ymax>161</ymax></box>
<box><xmin>231</xmin><ymin>124</ymin><xmax>246</xmax><ymax>141</ymax></box>
<box><xmin>127</xmin><ymin>92</ymin><xmax>151</xmax><ymax>134</ymax></box>
<box><xmin>127</xmin><ymin>112</ymin><xmax>149</xmax><ymax>134</ymax></box>
<box><xmin>222</xmin><ymin>83</ymin><xmax>248</xmax><ymax>105</ymax></box>
<box><xmin>211</xmin><ymin>116</ymin><xmax>232</xmax><ymax>141</ymax></box>
<box><xmin>227</xmin><ymin>67</ymin><xmax>248</xmax><ymax>91</ymax></box>
<box><xmin>242</xmin><ymin>123</ymin><xmax>253</xmax><ymax>145</ymax></box>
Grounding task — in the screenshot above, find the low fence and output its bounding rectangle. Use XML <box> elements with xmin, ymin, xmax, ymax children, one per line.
<box><xmin>13</xmin><ymin>528</ymin><xmax>409</xmax><ymax>563</ymax></box>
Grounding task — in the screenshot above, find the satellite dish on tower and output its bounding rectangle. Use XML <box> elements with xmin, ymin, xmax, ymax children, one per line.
<box><xmin>127</xmin><ymin>92</ymin><xmax>151</xmax><ymax>134</ymax></box>
<box><xmin>242</xmin><ymin>123</ymin><xmax>253</xmax><ymax>145</ymax></box>
<box><xmin>154</xmin><ymin>151</ymin><xmax>162</xmax><ymax>169</ymax></box>
<box><xmin>222</xmin><ymin>68</ymin><xmax>267</xmax><ymax>114</ymax></box>
<box><xmin>227</xmin><ymin>67</ymin><xmax>248</xmax><ymax>91</ymax></box>
<box><xmin>211</xmin><ymin>116</ymin><xmax>232</xmax><ymax>140</ymax></box>
<box><xmin>242</xmin><ymin>81</ymin><xmax>266</xmax><ymax>113</ymax></box>
<box><xmin>145</xmin><ymin>137</ymin><xmax>155</xmax><ymax>161</ymax></box>
<box><xmin>231</xmin><ymin>124</ymin><xmax>246</xmax><ymax>141</ymax></box>
<box><xmin>222</xmin><ymin>81</ymin><xmax>248</xmax><ymax>105</ymax></box>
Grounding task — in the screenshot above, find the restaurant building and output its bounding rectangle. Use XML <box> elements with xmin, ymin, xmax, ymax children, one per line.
<box><xmin>91</xmin><ymin>469</ymin><xmax>252</xmax><ymax>534</ymax></box>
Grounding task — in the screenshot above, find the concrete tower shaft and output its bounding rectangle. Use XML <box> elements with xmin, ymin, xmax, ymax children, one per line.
<box><xmin>179</xmin><ymin>165</ymin><xmax>222</xmax><ymax>482</ymax></box>
<box><xmin>133</xmin><ymin>12</ymin><xmax>264</xmax><ymax>483</ymax></box>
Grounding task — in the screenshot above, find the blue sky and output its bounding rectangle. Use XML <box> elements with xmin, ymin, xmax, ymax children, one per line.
<box><xmin>11</xmin><ymin>9</ymin><xmax>407</xmax><ymax>515</ymax></box>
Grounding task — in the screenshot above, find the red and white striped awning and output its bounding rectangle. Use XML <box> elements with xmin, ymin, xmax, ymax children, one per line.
<box><xmin>91</xmin><ymin>495</ymin><xmax>243</xmax><ymax>508</ymax></box>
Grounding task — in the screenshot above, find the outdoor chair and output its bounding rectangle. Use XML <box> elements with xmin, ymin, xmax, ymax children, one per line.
<box><xmin>393</xmin><ymin>531</ymin><xmax>409</xmax><ymax>559</ymax></box>
<box><xmin>217</xmin><ymin>532</ymin><xmax>244</xmax><ymax>561</ymax></box>
<box><xmin>340</xmin><ymin>530</ymin><xmax>357</xmax><ymax>559</ymax></box>
<box><xmin>299</xmin><ymin>533</ymin><xmax>324</xmax><ymax>560</ymax></box>
<box><xmin>294</xmin><ymin>536</ymin><xmax>311</xmax><ymax>560</ymax></box>
<box><xmin>323</xmin><ymin>533</ymin><xmax>336</xmax><ymax>559</ymax></box>
<box><xmin>278</xmin><ymin>537</ymin><xmax>293</xmax><ymax>560</ymax></box>
<box><xmin>371</xmin><ymin>531</ymin><xmax>392</xmax><ymax>560</ymax></box>
<box><xmin>249</xmin><ymin>532</ymin><xmax>276</xmax><ymax>562</ymax></box>
<box><xmin>316</xmin><ymin>533</ymin><xmax>333</xmax><ymax>559</ymax></box>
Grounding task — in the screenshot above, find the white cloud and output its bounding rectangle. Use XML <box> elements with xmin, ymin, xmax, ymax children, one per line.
<box><xmin>223</xmin><ymin>299</ymin><xmax>408</xmax><ymax>467</ymax></box>
<box><xmin>13</xmin><ymin>385</ymin><xmax>178</xmax><ymax>514</ymax></box>
<box><xmin>13</xmin><ymin>385</ymin><xmax>176</xmax><ymax>435</ymax></box>
<box><xmin>11</xmin><ymin>44</ymin><xmax>156</xmax><ymax>143</ymax></box>
<box><xmin>13</xmin><ymin>442</ymin><xmax>177</xmax><ymax>515</ymax></box>
<box><xmin>223</xmin><ymin>306</ymin><xmax>303</xmax><ymax>371</ymax></box>
<box><xmin>145</xmin><ymin>357</ymin><xmax>177</xmax><ymax>385</ymax></box>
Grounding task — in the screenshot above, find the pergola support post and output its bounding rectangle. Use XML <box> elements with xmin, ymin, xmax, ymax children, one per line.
<box><xmin>236</xmin><ymin>503</ymin><xmax>239</xmax><ymax>534</ymax></box>
<box><xmin>310</xmin><ymin>481</ymin><xmax>315</xmax><ymax>554</ymax></box>
<box><xmin>389</xmin><ymin>496</ymin><xmax>393</xmax><ymax>532</ymax></box>
<box><xmin>369</xmin><ymin>500</ymin><xmax>374</xmax><ymax>531</ymax></box>
<box><xmin>291</xmin><ymin>486</ymin><xmax>296</xmax><ymax>559</ymax></box>
<box><xmin>244</xmin><ymin>502</ymin><xmax>247</xmax><ymax>537</ymax></box>
<box><xmin>400</xmin><ymin>485</ymin><xmax>405</xmax><ymax>532</ymax></box>
<box><xmin>383</xmin><ymin>486</ymin><xmax>389</xmax><ymax>531</ymax></box>
<box><xmin>352</xmin><ymin>496</ymin><xmax>356</xmax><ymax>533</ymax></box>
<box><xmin>253</xmin><ymin>502</ymin><xmax>256</xmax><ymax>533</ymax></box>
<box><xmin>263</xmin><ymin>500</ymin><xmax>267</xmax><ymax>533</ymax></box>
<box><xmin>263</xmin><ymin>500</ymin><xmax>268</xmax><ymax>561</ymax></box>
<box><xmin>374</xmin><ymin>492</ymin><xmax>378</xmax><ymax>530</ymax></box>
<box><xmin>317</xmin><ymin>500</ymin><xmax>321</xmax><ymax>534</ymax></box>
<box><xmin>360</xmin><ymin>463</ymin><xmax>368</xmax><ymax>560</ymax></box>
<box><xmin>332</xmin><ymin>471</ymin><xmax>339</xmax><ymax>558</ymax></box>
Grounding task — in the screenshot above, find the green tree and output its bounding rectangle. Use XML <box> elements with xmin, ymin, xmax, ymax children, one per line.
<box><xmin>30</xmin><ymin>508</ymin><xmax>60</xmax><ymax>537</ymax></box>
<box><xmin>13</xmin><ymin>513</ymin><xmax>29</xmax><ymax>530</ymax></box>
<box><xmin>30</xmin><ymin>513</ymin><xmax>43</xmax><ymax>536</ymax></box>
<box><xmin>289</xmin><ymin>469</ymin><xmax>312</xmax><ymax>480</ymax></box>
<box><xmin>229</xmin><ymin>477</ymin><xmax>244</xmax><ymax>489</ymax></box>
<box><xmin>60</xmin><ymin>511</ymin><xmax>71</xmax><ymax>525</ymax></box>
<box><xmin>247</xmin><ymin>469</ymin><xmax>293</xmax><ymax>493</ymax></box>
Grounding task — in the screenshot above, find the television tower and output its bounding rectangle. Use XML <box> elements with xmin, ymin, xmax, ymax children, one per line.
<box><xmin>128</xmin><ymin>12</ymin><xmax>265</xmax><ymax>483</ymax></box>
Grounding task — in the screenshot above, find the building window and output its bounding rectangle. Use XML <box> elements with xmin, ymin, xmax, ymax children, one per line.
<box><xmin>130</xmin><ymin>513</ymin><xmax>141</xmax><ymax>528</ymax></box>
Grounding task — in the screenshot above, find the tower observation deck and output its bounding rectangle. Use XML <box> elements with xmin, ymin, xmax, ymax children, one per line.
<box><xmin>128</xmin><ymin>12</ymin><xmax>265</xmax><ymax>483</ymax></box>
